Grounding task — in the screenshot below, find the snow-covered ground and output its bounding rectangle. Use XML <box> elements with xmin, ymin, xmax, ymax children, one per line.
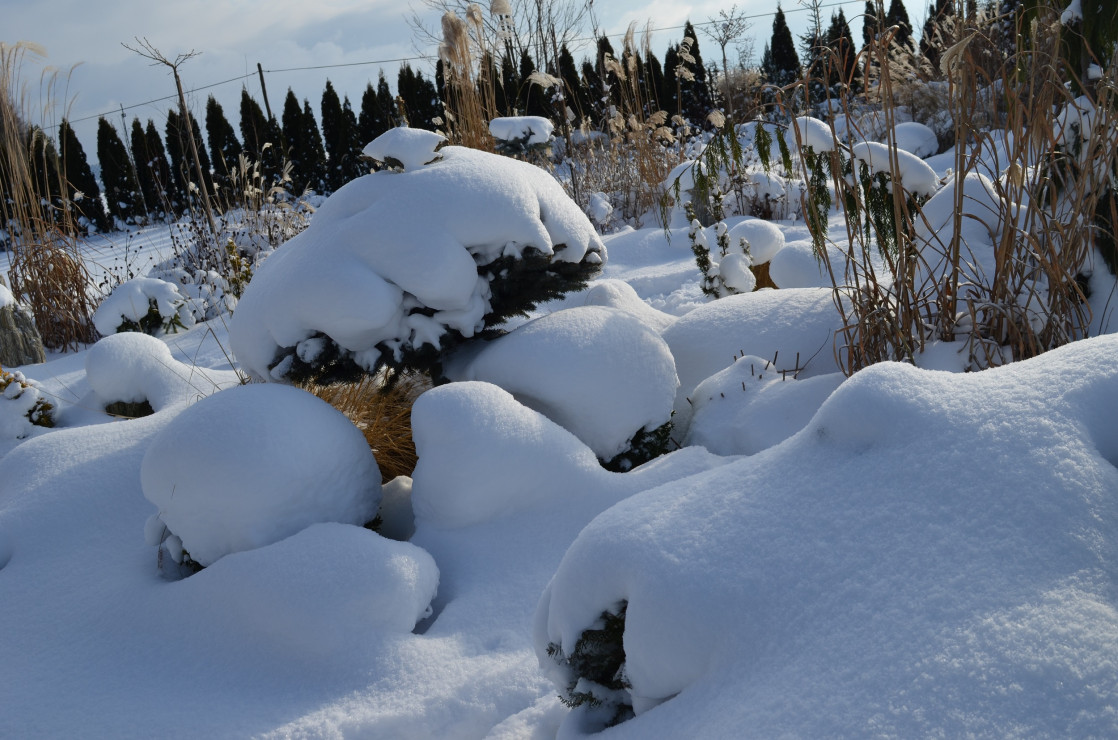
<box><xmin>2</xmin><ymin>127</ymin><xmax>1118</xmax><ymax>738</ymax></box>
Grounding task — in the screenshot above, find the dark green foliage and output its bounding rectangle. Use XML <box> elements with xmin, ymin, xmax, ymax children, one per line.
<box><xmin>141</xmin><ymin>119</ymin><xmax>176</xmax><ymax>216</ymax></box>
<box><xmin>661</xmin><ymin>44</ymin><xmax>680</xmax><ymax>116</ymax></box>
<box><xmin>58</xmin><ymin>119</ymin><xmax>110</xmax><ymax>232</ymax></box>
<box><xmin>517</xmin><ymin>49</ymin><xmax>548</xmax><ymax>118</ymax></box>
<box><xmin>762</xmin><ymin>6</ymin><xmax>802</xmax><ymax>88</ymax></box>
<box><xmin>801</xmin><ymin>147</ymin><xmax>834</xmax><ymax>256</ymax></box>
<box><xmin>396</xmin><ymin>65</ymin><xmax>442</xmax><ymax>132</ymax></box>
<box><xmin>546</xmin><ymin>602</ymin><xmax>633</xmax><ymax>728</ymax></box>
<box><xmin>112</xmin><ymin>298</ymin><xmax>185</xmax><ymax>336</ymax></box>
<box><xmin>129</xmin><ymin>118</ymin><xmax>158</xmax><ymax>221</ymax></box>
<box><xmin>886</xmin><ymin>0</ymin><xmax>915</xmax><ymax>51</ymax></box>
<box><xmin>321</xmin><ymin>79</ymin><xmax>364</xmax><ymax>192</ymax></box>
<box><xmin>165</xmin><ymin>110</ymin><xmax>214</xmax><ymax>210</ymax></box>
<box><xmin>278</xmin><ymin>246</ymin><xmax>604</xmax><ymax>386</ymax></box>
<box><xmin>557</xmin><ymin>44</ymin><xmax>587</xmax><ymax>122</ymax></box>
<box><xmin>601</xmin><ymin>420</ymin><xmax>674</xmax><ymax>472</ymax></box>
<box><xmin>283</xmin><ymin>89</ymin><xmax>327</xmax><ymax>195</ymax></box>
<box><xmin>97</xmin><ymin>116</ymin><xmax>139</xmax><ymax>223</ymax></box>
<box><xmin>205</xmin><ymin>95</ymin><xmax>242</xmax><ymax>196</ymax></box>
<box><xmin>680</xmin><ymin>21</ymin><xmax>714</xmax><ymax>124</ymax></box>
<box><xmin>105</xmin><ymin>399</ymin><xmax>154</xmax><ymax>418</ymax></box>
<box><xmin>826</xmin><ymin>10</ymin><xmax>858</xmax><ymax>92</ymax></box>
<box><xmin>358</xmin><ymin>78</ymin><xmax>393</xmax><ymax>147</ymax></box>
<box><xmin>239</xmin><ymin>88</ymin><xmax>284</xmax><ymax>186</ymax></box>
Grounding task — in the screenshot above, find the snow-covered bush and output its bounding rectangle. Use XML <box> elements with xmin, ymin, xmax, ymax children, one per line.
<box><xmin>447</xmin><ymin>306</ymin><xmax>679</xmax><ymax>469</ymax></box>
<box><xmin>92</xmin><ymin>276</ymin><xmax>194</xmax><ymax>337</ymax></box>
<box><xmin>85</xmin><ymin>332</ymin><xmax>216</xmax><ymax>415</ymax></box>
<box><xmin>489</xmin><ymin>116</ymin><xmax>554</xmax><ymax>158</ymax></box>
<box><xmin>230</xmin><ymin>128</ymin><xmax>605</xmax><ymax>385</ymax></box>
<box><xmin>0</xmin><ymin>367</ymin><xmax>53</xmax><ymax>438</ymax></box>
<box><xmin>141</xmin><ymin>383</ymin><xmax>382</xmax><ymax>568</ymax></box>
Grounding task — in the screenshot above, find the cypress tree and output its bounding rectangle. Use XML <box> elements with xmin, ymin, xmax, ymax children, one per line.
<box><xmin>142</xmin><ymin>119</ymin><xmax>176</xmax><ymax>215</ymax></box>
<box><xmin>206</xmin><ymin>95</ymin><xmax>242</xmax><ymax>197</ymax></box>
<box><xmin>661</xmin><ymin>44</ymin><xmax>680</xmax><ymax>116</ymax></box>
<box><xmin>129</xmin><ymin>118</ymin><xmax>160</xmax><ymax>221</ymax></box>
<box><xmin>375</xmin><ymin>72</ymin><xmax>398</xmax><ymax>130</ymax></box>
<box><xmin>302</xmin><ymin>99</ymin><xmax>328</xmax><ymax>193</ymax></box>
<box><xmin>358</xmin><ymin>81</ymin><xmax>390</xmax><ymax>147</ymax></box>
<box><xmin>517</xmin><ymin>49</ymin><xmax>548</xmax><ymax>118</ymax></box>
<box><xmin>498</xmin><ymin>51</ymin><xmax>520</xmax><ymax>117</ymax></box>
<box><xmin>644</xmin><ymin>50</ymin><xmax>665</xmax><ymax>114</ymax></box>
<box><xmin>557</xmin><ymin>44</ymin><xmax>587</xmax><ymax>123</ymax></box>
<box><xmin>826</xmin><ymin>9</ymin><xmax>858</xmax><ymax>92</ymax></box>
<box><xmin>164</xmin><ymin>110</ymin><xmax>189</xmax><ymax>211</ymax></box>
<box><xmin>762</xmin><ymin>6</ymin><xmax>802</xmax><ymax>88</ymax></box>
<box><xmin>166</xmin><ymin>110</ymin><xmax>214</xmax><ymax>208</ymax></box>
<box><xmin>59</xmin><ymin>118</ymin><xmax>110</xmax><ymax>232</ymax></box>
<box><xmin>680</xmin><ymin>22</ymin><xmax>714</xmax><ymax>124</ymax></box>
<box><xmin>282</xmin><ymin>89</ymin><xmax>310</xmax><ymax>195</ymax></box>
<box><xmin>97</xmin><ymin>117</ymin><xmax>138</xmax><ymax>224</ymax></box>
<box><xmin>27</xmin><ymin>127</ymin><xmax>65</xmax><ymax>228</ymax></box>
<box><xmin>321</xmin><ymin>79</ymin><xmax>363</xmax><ymax>191</ymax></box>
<box><xmin>886</xmin><ymin>0</ymin><xmax>915</xmax><ymax>52</ymax></box>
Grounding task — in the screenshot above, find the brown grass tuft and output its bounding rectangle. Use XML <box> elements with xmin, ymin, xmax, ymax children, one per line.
<box><xmin>301</xmin><ymin>370</ymin><xmax>431</xmax><ymax>483</ymax></box>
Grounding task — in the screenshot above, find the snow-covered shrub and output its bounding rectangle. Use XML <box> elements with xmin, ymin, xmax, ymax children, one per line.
<box><xmin>489</xmin><ymin>116</ymin><xmax>554</xmax><ymax>158</ymax></box>
<box><xmin>0</xmin><ymin>367</ymin><xmax>53</xmax><ymax>438</ymax></box>
<box><xmin>230</xmin><ymin>128</ymin><xmax>605</xmax><ymax>385</ymax></box>
<box><xmin>544</xmin><ymin>601</ymin><xmax>633</xmax><ymax>729</ymax></box>
<box><xmin>92</xmin><ymin>276</ymin><xmax>194</xmax><ymax>337</ymax></box>
<box><xmin>85</xmin><ymin>332</ymin><xmax>216</xmax><ymax>416</ymax></box>
<box><xmin>447</xmin><ymin>306</ymin><xmax>678</xmax><ymax>470</ymax></box>
<box><xmin>141</xmin><ymin>383</ymin><xmax>382</xmax><ymax>568</ymax></box>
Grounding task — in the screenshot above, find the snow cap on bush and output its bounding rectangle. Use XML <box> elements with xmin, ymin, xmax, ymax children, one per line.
<box><xmin>141</xmin><ymin>383</ymin><xmax>381</xmax><ymax>566</ymax></box>
<box><xmin>86</xmin><ymin>332</ymin><xmax>211</xmax><ymax>412</ymax></box>
<box><xmin>93</xmin><ymin>276</ymin><xmax>194</xmax><ymax>337</ymax></box>
<box><xmin>449</xmin><ymin>306</ymin><xmax>678</xmax><ymax>462</ymax></box>
<box><xmin>230</xmin><ymin>136</ymin><xmax>605</xmax><ymax>383</ymax></box>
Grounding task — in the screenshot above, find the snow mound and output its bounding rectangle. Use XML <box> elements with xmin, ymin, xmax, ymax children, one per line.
<box><xmin>536</xmin><ymin>334</ymin><xmax>1118</xmax><ymax>737</ymax></box>
<box><xmin>851</xmin><ymin>140</ymin><xmax>939</xmax><ymax>197</ymax></box>
<box><xmin>410</xmin><ymin>381</ymin><xmax>607</xmax><ymax>529</ymax></box>
<box><xmin>179</xmin><ymin>523</ymin><xmax>438</xmax><ymax>646</ymax></box>
<box><xmin>361</xmin><ymin>126</ymin><xmax>446</xmax><ymax>171</ymax></box>
<box><xmin>449</xmin><ymin>306</ymin><xmax>678</xmax><ymax>461</ymax></box>
<box><xmin>793</xmin><ymin>116</ymin><xmax>835</xmax><ymax>152</ymax></box>
<box><xmin>229</xmin><ymin>143</ymin><xmax>605</xmax><ymax>382</ymax></box>
<box><xmin>583</xmin><ymin>279</ymin><xmax>677</xmax><ymax>333</ymax></box>
<box><xmin>661</xmin><ymin>288</ymin><xmax>845</xmax><ymax>433</ymax></box>
<box><xmin>93</xmin><ymin>276</ymin><xmax>193</xmax><ymax>336</ymax></box>
<box><xmin>490</xmin><ymin>116</ymin><xmax>554</xmax><ymax>146</ymax></box>
<box><xmin>85</xmin><ymin>332</ymin><xmax>211</xmax><ymax>411</ymax></box>
<box><xmin>767</xmin><ymin>238</ymin><xmax>836</xmax><ymax>288</ymax></box>
<box><xmin>685</xmin><ymin>356</ymin><xmax>845</xmax><ymax>455</ymax></box>
<box><xmin>140</xmin><ymin>383</ymin><xmax>381</xmax><ymax>566</ymax></box>
<box><xmin>892</xmin><ymin>121</ymin><xmax>939</xmax><ymax>158</ymax></box>
<box><xmin>727</xmin><ymin>218</ymin><xmax>785</xmax><ymax>264</ymax></box>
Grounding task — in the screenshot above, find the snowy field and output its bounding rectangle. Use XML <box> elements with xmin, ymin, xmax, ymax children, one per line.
<box><xmin>2</xmin><ymin>125</ymin><xmax>1118</xmax><ymax>738</ymax></box>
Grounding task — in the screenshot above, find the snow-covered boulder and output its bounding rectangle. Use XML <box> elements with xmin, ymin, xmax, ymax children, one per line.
<box><xmin>140</xmin><ymin>383</ymin><xmax>381</xmax><ymax>567</ymax></box>
<box><xmin>448</xmin><ymin>306</ymin><xmax>678</xmax><ymax>464</ymax></box>
<box><xmin>230</xmin><ymin>137</ymin><xmax>605</xmax><ymax>383</ymax></box>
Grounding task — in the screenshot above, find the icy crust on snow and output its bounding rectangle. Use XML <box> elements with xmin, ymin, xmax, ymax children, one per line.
<box><xmin>489</xmin><ymin>116</ymin><xmax>555</xmax><ymax>146</ymax></box>
<box><xmin>661</xmin><ymin>287</ymin><xmax>846</xmax><ymax>433</ymax></box>
<box><xmin>851</xmin><ymin>140</ymin><xmax>939</xmax><ymax>197</ymax></box>
<box><xmin>537</xmin><ymin>334</ymin><xmax>1118</xmax><ymax>737</ymax></box>
<box><xmin>141</xmin><ymin>383</ymin><xmax>381</xmax><ymax>566</ymax></box>
<box><xmin>85</xmin><ymin>332</ymin><xmax>215</xmax><ymax>411</ymax></box>
<box><xmin>230</xmin><ymin>142</ymin><xmax>605</xmax><ymax>381</ymax></box>
<box><xmin>92</xmin><ymin>276</ymin><xmax>192</xmax><ymax>336</ymax></box>
<box><xmin>449</xmin><ymin>306</ymin><xmax>678</xmax><ymax>460</ymax></box>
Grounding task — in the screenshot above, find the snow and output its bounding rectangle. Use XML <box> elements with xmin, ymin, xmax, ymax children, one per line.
<box><xmin>792</xmin><ymin>115</ymin><xmax>836</xmax><ymax>152</ymax></box>
<box><xmin>489</xmin><ymin>116</ymin><xmax>555</xmax><ymax>146</ymax></box>
<box><xmin>851</xmin><ymin>140</ymin><xmax>940</xmax><ymax>197</ymax></box>
<box><xmin>140</xmin><ymin>383</ymin><xmax>382</xmax><ymax>566</ymax></box>
<box><xmin>892</xmin><ymin>121</ymin><xmax>939</xmax><ymax>158</ymax></box>
<box><xmin>726</xmin><ymin>217</ymin><xmax>784</xmax><ymax>264</ymax></box>
<box><xmin>446</xmin><ymin>306</ymin><xmax>678</xmax><ymax>461</ymax></box>
<box><xmin>230</xmin><ymin>138</ymin><xmax>604</xmax><ymax>381</ymax></box>
<box><xmin>537</xmin><ymin>334</ymin><xmax>1118</xmax><ymax>737</ymax></box>
<box><xmin>3</xmin><ymin>110</ymin><xmax>1118</xmax><ymax>738</ymax></box>
<box><xmin>92</xmin><ymin>275</ymin><xmax>193</xmax><ymax>336</ymax></box>
<box><xmin>361</xmin><ymin>125</ymin><xmax>446</xmax><ymax>170</ymax></box>
<box><xmin>1060</xmin><ymin>0</ymin><xmax>1083</xmax><ymax>24</ymax></box>
<box><xmin>0</xmin><ymin>280</ymin><xmax>14</xmax><ymax>308</ymax></box>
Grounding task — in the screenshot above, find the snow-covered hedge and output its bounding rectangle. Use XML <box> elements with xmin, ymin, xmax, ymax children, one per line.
<box><xmin>93</xmin><ymin>276</ymin><xmax>195</xmax><ymax>337</ymax></box>
<box><xmin>230</xmin><ymin>129</ymin><xmax>605</xmax><ymax>384</ymax></box>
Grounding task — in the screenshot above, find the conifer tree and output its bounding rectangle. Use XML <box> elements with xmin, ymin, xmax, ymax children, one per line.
<box><xmin>97</xmin><ymin>117</ymin><xmax>139</xmax><ymax>224</ymax></box>
<box><xmin>498</xmin><ymin>51</ymin><xmax>520</xmax><ymax>116</ymax></box>
<box><xmin>142</xmin><ymin>119</ymin><xmax>176</xmax><ymax>215</ymax></box>
<box><xmin>205</xmin><ymin>96</ymin><xmax>242</xmax><ymax>197</ymax></box>
<box><xmin>302</xmin><ymin>100</ymin><xmax>328</xmax><ymax>193</ymax></box>
<box><xmin>166</xmin><ymin>110</ymin><xmax>213</xmax><ymax>208</ymax></box>
<box><xmin>680</xmin><ymin>22</ymin><xmax>714</xmax><ymax>124</ymax></box>
<box><xmin>661</xmin><ymin>44</ymin><xmax>681</xmax><ymax>116</ymax></box>
<box><xmin>321</xmin><ymin>79</ymin><xmax>363</xmax><ymax>192</ymax></box>
<box><xmin>129</xmin><ymin>118</ymin><xmax>160</xmax><ymax>221</ymax></box>
<box><xmin>762</xmin><ymin>6</ymin><xmax>802</xmax><ymax>88</ymax></box>
<box><xmin>58</xmin><ymin>118</ymin><xmax>110</xmax><ymax>232</ymax></box>
<box><xmin>375</xmin><ymin>72</ymin><xmax>398</xmax><ymax>130</ymax></box>
<box><xmin>26</xmin><ymin>127</ymin><xmax>65</xmax><ymax>228</ymax></box>
<box><xmin>282</xmin><ymin>90</ymin><xmax>310</xmax><ymax>195</ymax></box>
<box><xmin>239</xmin><ymin>88</ymin><xmax>284</xmax><ymax>186</ymax></box>
<box><xmin>395</xmin><ymin>65</ymin><xmax>441</xmax><ymax>132</ymax></box>
<box><xmin>645</xmin><ymin>50</ymin><xmax>665</xmax><ymax>113</ymax></box>
<box><xmin>358</xmin><ymin>81</ymin><xmax>390</xmax><ymax>147</ymax></box>
<box><xmin>886</xmin><ymin>0</ymin><xmax>915</xmax><ymax>52</ymax></box>
<box><xmin>517</xmin><ymin>49</ymin><xmax>548</xmax><ymax>118</ymax></box>
<box><xmin>826</xmin><ymin>9</ymin><xmax>858</xmax><ymax>92</ymax></box>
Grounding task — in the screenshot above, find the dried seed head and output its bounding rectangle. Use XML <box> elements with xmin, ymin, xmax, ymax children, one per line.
<box><xmin>707</xmin><ymin>110</ymin><xmax>726</xmax><ymax>128</ymax></box>
<box><xmin>490</xmin><ymin>0</ymin><xmax>512</xmax><ymax>14</ymax></box>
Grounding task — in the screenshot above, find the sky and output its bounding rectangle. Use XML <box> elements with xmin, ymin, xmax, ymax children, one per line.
<box><xmin>4</xmin><ymin>0</ymin><xmax>927</xmax><ymax>169</ymax></box>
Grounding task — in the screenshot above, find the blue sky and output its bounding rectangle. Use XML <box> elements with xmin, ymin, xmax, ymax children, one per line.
<box><xmin>4</xmin><ymin>0</ymin><xmax>926</xmax><ymax>165</ymax></box>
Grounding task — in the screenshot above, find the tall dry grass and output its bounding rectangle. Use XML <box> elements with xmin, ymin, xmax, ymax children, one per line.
<box><xmin>0</xmin><ymin>42</ymin><xmax>97</xmax><ymax>349</ymax></box>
